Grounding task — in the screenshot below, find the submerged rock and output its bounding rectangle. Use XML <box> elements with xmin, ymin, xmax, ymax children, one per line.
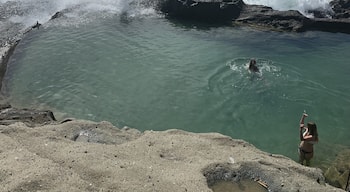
<box><xmin>324</xmin><ymin>149</ymin><xmax>350</xmax><ymax>190</ymax></box>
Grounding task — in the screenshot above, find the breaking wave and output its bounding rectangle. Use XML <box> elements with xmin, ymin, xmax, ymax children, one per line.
<box><xmin>0</xmin><ymin>0</ymin><xmax>158</xmax><ymax>27</ymax></box>
<box><xmin>243</xmin><ymin>0</ymin><xmax>332</xmax><ymax>16</ymax></box>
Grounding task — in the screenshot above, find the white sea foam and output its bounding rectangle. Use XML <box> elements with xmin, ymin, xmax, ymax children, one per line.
<box><xmin>243</xmin><ymin>0</ymin><xmax>332</xmax><ymax>16</ymax></box>
<box><xmin>1</xmin><ymin>0</ymin><xmax>157</xmax><ymax>27</ymax></box>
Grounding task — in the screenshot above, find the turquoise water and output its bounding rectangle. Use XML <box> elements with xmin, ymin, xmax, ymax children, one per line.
<box><xmin>4</xmin><ymin>14</ymin><xmax>350</xmax><ymax>167</ymax></box>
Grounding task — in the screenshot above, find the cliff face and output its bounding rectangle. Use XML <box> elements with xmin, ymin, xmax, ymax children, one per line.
<box><xmin>0</xmin><ymin>119</ymin><xmax>345</xmax><ymax>192</ymax></box>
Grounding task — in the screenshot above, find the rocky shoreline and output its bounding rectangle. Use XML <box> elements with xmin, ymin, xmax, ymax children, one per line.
<box><xmin>159</xmin><ymin>0</ymin><xmax>350</xmax><ymax>33</ymax></box>
<box><xmin>0</xmin><ymin>113</ymin><xmax>346</xmax><ymax>191</ymax></box>
<box><xmin>0</xmin><ymin>1</ymin><xmax>349</xmax><ymax>191</ymax></box>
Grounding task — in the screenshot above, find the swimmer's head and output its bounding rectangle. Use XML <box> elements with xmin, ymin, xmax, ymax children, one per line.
<box><xmin>250</xmin><ymin>59</ymin><xmax>256</xmax><ymax>65</ymax></box>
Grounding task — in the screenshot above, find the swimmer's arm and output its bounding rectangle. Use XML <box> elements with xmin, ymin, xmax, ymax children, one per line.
<box><xmin>299</xmin><ymin>113</ymin><xmax>308</xmax><ymax>141</ymax></box>
<box><xmin>299</xmin><ymin>113</ymin><xmax>308</xmax><ymax>129</ymax></box>
<box><xmin>303</xmin><ymin>135</ymin><xmax>314</xmax><ymax>141</ymax></box>
<box><xmin>299</xmin><ymin>128</ymin><xmax>305</xmax><ymax>141</ymax></box>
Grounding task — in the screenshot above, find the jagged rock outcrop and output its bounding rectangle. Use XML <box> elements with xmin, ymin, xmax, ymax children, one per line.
<box><xmin>0</xmin><ymin>119</ymin><xmax>345</xmax><ymax>192</ymax></box>
<box><xmin>158</xmin><ymin>0</ymin><xmax>350</xmax><ymax>34</ymax></box>
<box><xmin>159</xmin><ymin>0</ymin><xmax>244</xmax><ymax>22</ymax></box>
<box><xmin>235</xmin><ymin>4</ymin><xmax>350</xmax><ymax>33</ymax></box>
<box><xmin>330</xmin><ymin>0</ymin><xmax>350</xmax><ymax>19</ymax></box>
<box><xmin>0</xmin><ymin>103</ymin><xmax>56</xmax><ymax>127</ymax></box>
<box><xmin>235</xmin><ymin>5</ymin><xmax>310</xmax><ymax>32</ymax></box>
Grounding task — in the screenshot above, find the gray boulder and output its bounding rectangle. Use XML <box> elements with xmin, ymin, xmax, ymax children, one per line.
<box><xmin>235</xmin><ymin>5</ymin><xmax>310</xmax><ymax>32</ymax></box>
<box><xmin>0</xmin><ymin>104</ymin><xmax>56</xmax><ymax>127</ymax></box>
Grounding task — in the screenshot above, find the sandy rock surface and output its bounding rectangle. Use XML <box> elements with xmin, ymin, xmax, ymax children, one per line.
<box><xmin>0</xmin><ymin>120</ymin><xmax>344</xmax><ymax>192</ymax></box>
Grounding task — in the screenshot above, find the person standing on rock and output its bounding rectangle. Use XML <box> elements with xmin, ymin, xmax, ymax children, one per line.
<box><xmin>298</xmin><ymin>112</ymin><xmax>319</xmax><ymax>166</ymax></box>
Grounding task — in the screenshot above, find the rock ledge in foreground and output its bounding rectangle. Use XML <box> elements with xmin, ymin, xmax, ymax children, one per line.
<box><xmin>0</xmin><ymin>120</ymin><xmax>344</xmax><ymax>192</ymax></box>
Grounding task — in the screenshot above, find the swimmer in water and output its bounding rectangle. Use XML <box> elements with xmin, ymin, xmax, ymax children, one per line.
<box><xmin>248</xmin><ymin>59</ymin><xmax>259</xmax><ymax>73</ymax></box>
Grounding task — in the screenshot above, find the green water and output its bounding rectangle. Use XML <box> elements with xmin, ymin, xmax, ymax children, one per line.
<box><xmin>4</xmin><ymin>15</ymin><xmax>350</xmax><ymax>166</ymax></box>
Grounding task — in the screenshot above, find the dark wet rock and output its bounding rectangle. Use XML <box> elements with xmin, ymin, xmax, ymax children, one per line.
<box><xmin>235</xmin><ymin>4</ymin><xmax>350</xmax><ymax>33</ymax></box>
<box><xmin>0</xmin><ymin>103</ymin><xmax>11</xmax><ymax>110</ymax></box>
<box><xmin>49</xmin><ymin>10</ymin><xmax>72</xmax><ymax>21</ymax></box>
<box><xmin>235</xmin><ymin>5</ymin><xmax>310</xmax><ymax>32</ymax></box>
<box><xmin>30</xmin><ymin>21</ymin><xmax>42</xmax><ymax>30</ymax></box>
<box><xmin>233</xmin><ymin>2</ymin><xmax>350</xmax><ymax>33</ymax></box>
<box><xmin>330</xmin><ymin>0</ymin><xmax>350</xmax><ymax>19</ymax></box>
<box><xmin>50</xmin><ymin>11</ymin><xmax>64</xmax><ymax>20</ymax></box>
<box><xmin>158</xmin><ymin>0</ymin><xmax>350</xmax><ymax>34</ymax></box>
<box><xmin>159</xmin><ymin>0</ymin><xmax>244</xmax><ymax>22</ymax></box>
<box><xmin>304</xmin><ymin>18</ymin><xmax>350</xmax><ymax>33</ymax></box>
<box><xmin>306</xmin><ymin>8</ymin><xmax>333</xmax><ymax>19</ymax></box>
<box><xmin>60</xmin><ymin>118</ymin><xmax>75</xmax><ymax>124</ymax></box>
<box><xmin>0</xmin><ymin>106</ymin><xmax>56</xmax><ymax>126</ymax></box>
